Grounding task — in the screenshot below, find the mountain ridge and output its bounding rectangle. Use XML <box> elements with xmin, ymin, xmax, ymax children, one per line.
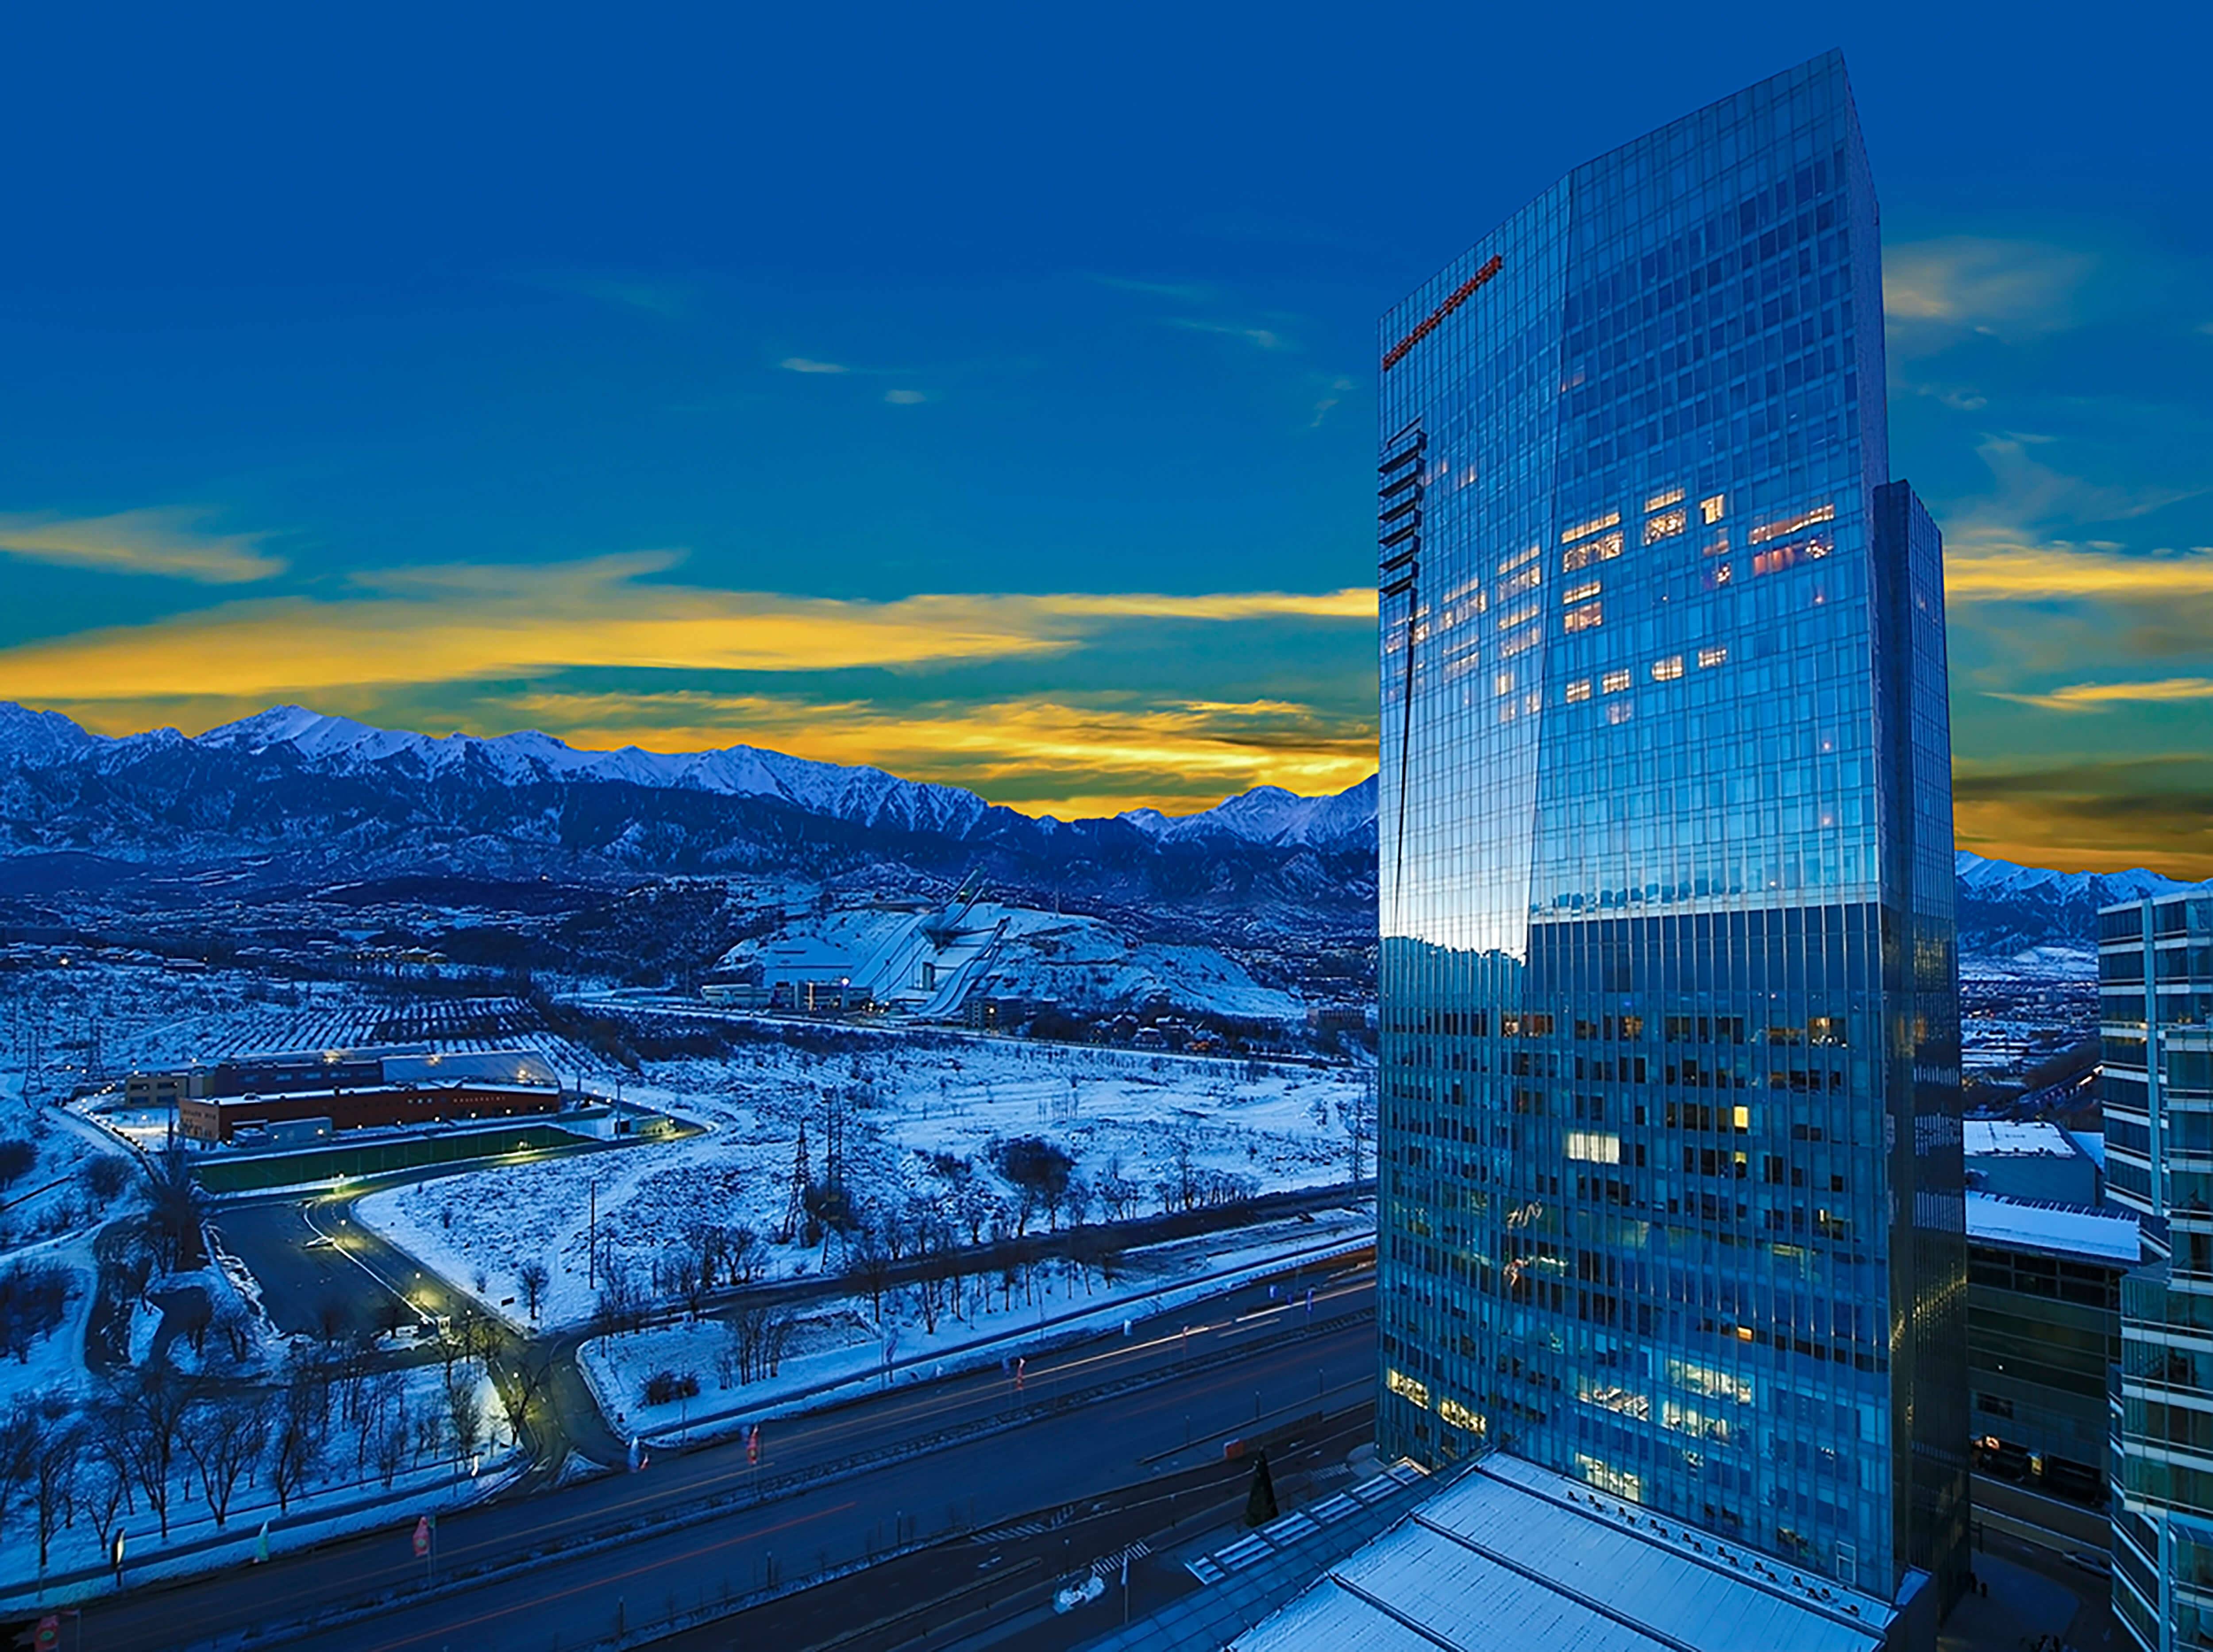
<box><xmin>0</xmin><ymin>701</ymin><xmax>1375</xmax><ymax>846</ymax></box>
<box><xmin>4</xmin><ymin>703</ymin><xmax>2203</xmax><ymax>956</ymax></box>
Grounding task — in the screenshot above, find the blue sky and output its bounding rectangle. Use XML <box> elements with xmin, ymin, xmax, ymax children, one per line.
<box><xmin>0</xmin><ymin>5</ymin><xmax>2207</xmax><ymax>869</ymax></box>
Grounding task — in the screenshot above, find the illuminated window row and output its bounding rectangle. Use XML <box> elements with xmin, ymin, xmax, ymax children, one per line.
<box><xmin>1561</xmin><ymin>647</ymin><xmax>1725</xmax><ymax>705</ymax></box>
<box><xmin>1644</xmin><ymin>508</ymin><xmax>1687</xmax><ymax>544</ymax></box>
<box><xmin>1561</xmin><ymin>510</ymin><xmax>1623</xmax><ymax>545</ymax></box>
<box><xmin>1387</xmin><ymin>1367</ymin><xmax>1430</xmax><ymax>1408</ymax></box>
<box><xmin>1561</xmin><ymin>531</ymin><xmax>1623</xmax><ymax>572</ymax></box>
<box><xmin>1748</xmin><ymin>500</ymin><xmax>1835</xmax><ymax>544</ymax></box>
<box><xmin>1752</xmin><ymin>531</ymin><xmax>1832</xmax><ymax>576</ymax></box>
<box><xmin>1644</xmin><ymin>486</ymin><xmax>1686</xmax><ymax>512</ymax></box>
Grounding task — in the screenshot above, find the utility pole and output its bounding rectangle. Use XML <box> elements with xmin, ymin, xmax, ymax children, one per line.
<box><xmin>588</xmin><ymin>1179</ymin><xmax>597</xmax><ymax>1290</ymax></box>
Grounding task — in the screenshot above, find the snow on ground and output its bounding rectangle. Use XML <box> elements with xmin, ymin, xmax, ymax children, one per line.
<box><xmin>356</xmin><ymin>1035</ymin><xmax>1367</xmax><ymax>1332</ymax></box>
<box><xmin>579</xmin><ymin>1207</ymin><xmax>1374</xmax><ymax>1447</ymax></box>
<box><xmin>724</xmin><ymin>900</ymin><xmax>1306</xmax><ymax>1023</ymax></box>
<box><xmin>0</xmin><ymin>959</ymin><xmax>597</xmax><ymax>1090</ymax></box>
<box><xmin>0</xmin><ymin>1360</ymin><xmax>515</xmax><ymax>1606</ymax></box>
<box><xmin>0</xmin><ymin>1095</ymin><xmax>137</xmax><ymax>1252</ymax></box>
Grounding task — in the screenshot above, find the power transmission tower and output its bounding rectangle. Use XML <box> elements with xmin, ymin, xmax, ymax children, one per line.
<box><xmin>779</xmin><ymin>1119</ymin><xmax>811</xmax><ymax>1246</ymax></box>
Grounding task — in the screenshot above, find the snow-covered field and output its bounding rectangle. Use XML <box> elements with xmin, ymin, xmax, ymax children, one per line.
<box><xmin>579</xmin><ymin>1208</ymin><xmax>1374</xmax><ymax>1447</ymax></box>
<box><xmin>355</xmin><ymin>1034</ymin><xmax>1367</xmax><ymax>1332</ymax></box>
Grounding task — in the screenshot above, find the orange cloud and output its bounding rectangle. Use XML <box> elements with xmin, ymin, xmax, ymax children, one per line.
<box><xmin>0</xmin><ymin>553</ymin><xmax>1376</xmax><ymax>706</ymax></box>
<box><xmin>1945</xmin><ymin>541</ymin><xmax>2213</xmax><ymax>601</ymax></box>
<box><xmin>1991</xmin><ymin>677</ymin><xmax>2213</xmax><ymax>711</ymax></box>
<box><xmin>497</xmin><ymin>689</ymin><xmax>1379</xmax><ymax>818</ymax></box>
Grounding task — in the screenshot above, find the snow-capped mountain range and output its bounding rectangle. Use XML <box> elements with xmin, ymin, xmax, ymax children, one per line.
<box><xmin>0</xmin><ymin>703</ymin><xmax>1380</xmax><ymax>918</ymax></box>
<box><xmin>3</xmin><ymin>701</ymin><xmax>2201</xmax><ymax>955</ymax></box>
<box><xmin>1953</xmin><ymin>849</ymin><xmax>2202</xmax><ymax>955</ymax></box>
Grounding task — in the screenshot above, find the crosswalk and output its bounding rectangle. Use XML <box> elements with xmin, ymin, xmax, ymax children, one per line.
<box><xmin>1088</xmin><ymin>1539</ymin><xmax>1151</xmax><ymax>1579</ymax></box>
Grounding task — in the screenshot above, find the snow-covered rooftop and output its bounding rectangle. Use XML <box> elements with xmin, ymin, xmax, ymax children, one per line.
<box><xmin>1231</xmin><ymin>1454</ymin><xmax>1896</xmax><ymax>1652</ymax></box>
<box><xmin>1966</xmin><ymin>1191</ymin><xmax>2141</xmax><ymax>1266</ymax></box>
<box><xmin>1963</xmin><ymin>1119</ymin><xmax>2079</xmax><ymax>1160</ymax></box>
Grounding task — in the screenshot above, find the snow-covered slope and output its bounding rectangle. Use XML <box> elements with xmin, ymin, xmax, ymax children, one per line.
<box><xmin>0</xmin><ymin>703</ymin><xmax>1380</xmax><ymax>922</ymax></box>
<box><xmin>1955</xmin><ymin>850</ymin><xmax>2207</xmax><ymax>956</ymax></box>
<box><xmin>1121</xmin><ymin>776</ymin><xmax>1377</xmax><ymax>847</ymax></box>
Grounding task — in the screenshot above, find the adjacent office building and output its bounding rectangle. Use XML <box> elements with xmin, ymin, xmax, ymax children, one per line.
<box><xmin>1375</xmin><ymin>51</ymin><xmax>1968</xmax><ymax>1614</ymax></box>
<box><xmin>2101</xmin><ymin>889</ymin><xmax>2213</xmax><ymax>1651</ymax></box>
<box><xmin>1964</xmin><ymin>1190</ymin><xmax>2135</xmax><ymax>1504</ymax></box>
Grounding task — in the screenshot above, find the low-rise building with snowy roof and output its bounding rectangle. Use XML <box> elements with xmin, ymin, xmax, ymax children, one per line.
<box><xmin>1963</xmin><ymin>1117</ymin><xmax>2101</xmax><ymax>1206</ymax></box>
<box><xmin>1082</xmin><ymin>1453</ymin><xmax>1935</xmax><ymax>1652</ymax></box>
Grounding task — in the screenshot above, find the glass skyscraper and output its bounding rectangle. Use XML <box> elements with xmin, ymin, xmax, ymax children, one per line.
<box><xmin>1374</xmin><ymin>52</ymin><xmax>1969</xmax><ymax>1612</ymax></box>
<box><xmin>2101</xmin><ymin>890</ymin><xmax>2213</xmax><ymax>1652</ymax></box>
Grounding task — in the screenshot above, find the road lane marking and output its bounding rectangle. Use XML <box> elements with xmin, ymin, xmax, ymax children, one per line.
<box><xmin>362</xmin><ymin>1499</ymin><xmax>858</xmax><ymax>1651</ymax></box>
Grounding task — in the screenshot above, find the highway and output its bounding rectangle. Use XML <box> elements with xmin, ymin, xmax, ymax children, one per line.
<box><xmin>82</xmin><ymin>1261</ymin><xmax>1378</xmax><ymax>1652</ymax></box>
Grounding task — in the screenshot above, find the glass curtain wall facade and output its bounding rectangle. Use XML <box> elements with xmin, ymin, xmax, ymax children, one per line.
<box><xmin>1374</xmin><ymin>52</ymin><xmax>1969</xmax><ymax>1611</ymax></box>
<box><xmin>2101</xmin><ymin>891</ymin><xmax>2213</xmax><ymax>1651</ymax></box>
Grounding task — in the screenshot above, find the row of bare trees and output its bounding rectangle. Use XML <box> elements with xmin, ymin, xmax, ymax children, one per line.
<box><xmin>0</xmin><ymin>1340</ymin><xmax>497</xmax><ymax>1578</ymax></box>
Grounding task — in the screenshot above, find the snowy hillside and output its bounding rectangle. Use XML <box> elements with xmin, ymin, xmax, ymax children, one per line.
<box><xmin>0</xmin><ymin>702</ymin><xmax>1380</xmax><ymax>930</ymax></box>
<box><xmin>1955</xmin><ymin>849</ymin><xmax>2206</xmax><ymax>956</ymax></box>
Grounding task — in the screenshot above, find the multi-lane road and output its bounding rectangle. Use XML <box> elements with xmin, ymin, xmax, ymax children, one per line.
<box><xmin>84</xmin><ymin>1255</ymin><xmax>1376</xmax><ymax>1652</ymax></box>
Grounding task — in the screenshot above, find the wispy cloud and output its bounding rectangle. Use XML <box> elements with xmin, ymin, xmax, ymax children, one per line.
<box><xmin>1310</xmin><ymin>376</ymin><xmax>1355</xmax><ymax>429</ymax></box>
<box><xmin>1168</xmin><ymin>319</ymin><xmax>1295</xmax><ymax>352</ymax></box>
<box><xmin>1992</xmin><ymin>676</ymin><xmax>2213</xmax><ymax>710</ymax></box>
<box><xmin>0</xmin><ymin>508</ymin><xmax>286</xmax><ymax>584</ymax></box>
<box><xmin>1937</xmin><ymin>432</ymin><xmax>2210</xmax><ymax>603</ymax></box>
<box><xmin>1885</xmin><ymin>237</ymin><xmax>2094</xmax><ymax>353</ymax></box>
<box><xmin>884</xmin><ymin>389</ymin><xmax>928</xmax><ymax>405</ymax></box>
<box><xmin>1090</xmin><ymin>274</ymin><xmax>1213</xmax><ymax>302</ymax></box>
<box><xmin>779</xmin><ymin>357</ymin><xmax>852</xmax><ymax>374</ymax></box>
<box><xmin>1910</xmin><ymin>382</ymin><xmax>1989</xmax><ymax>412</ymax></box>
<box><xmin>535</xmin><ymin>273</ymin><xmax>694</xmax><ymax>319</ymax></box>
<box><xmin>0</xmin><ymin>554</ymin><xmax>1376</xmax><ymax>709</ymax></box>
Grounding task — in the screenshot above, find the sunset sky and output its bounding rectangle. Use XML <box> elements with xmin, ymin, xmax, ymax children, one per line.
<box><xmin>1</xmin><ymin>7</ymin><xmax>2207</xmax><ymax>873</ymax></box>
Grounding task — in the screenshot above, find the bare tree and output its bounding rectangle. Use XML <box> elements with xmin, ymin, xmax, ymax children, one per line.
<box><xmin>27</xmin><ymin>1412</ymin><xmax>76</xmax><ymax>1573</ymax></box>
<box><xmin>183</xmin><ymin>1393</ymin><xmax>267</xmax><ymax>1528</ymax></box>
<box><xmin>594</xmin><ymin>1256</ymin><xmax>641</xmax><ymax>1337</ymax></box>
<box><xmin>505</xmin><ymin>1356</ymin><xmax>555</xmax><ymax>1443</ymax></box>
<box><xmin>517</xmin><ymin>1260</ymin><xmax>551</xmax><ymax>1324</ymax></box>
<box><xmin>445</xmin><ymin>1372</ymin><xmax>484</xmax><ymax>1463</ymax></box>
<box><xmin>270</xmin><ymin>1388</ymin><xmax>319</xmax><ymax>1514</ymax></box>
<box><xmin>210</xmin><ymin>1296</ymin><xmax>256</xmax><ymax>1363</ymax></box>
<box><xmin>724</xmin><ymin>1226</ymin><xmax>762</xmax><ymax>1286</ymax></box>
<box><xmin>373</xmin><ymin>1391</ymin><xmax>411</xmax><ymax>1488</ymax></box>
<box><xmin>80</xmin><ymin>1455</ymin><xmax>130</xmax><ymax>1583</ymax></box>
<box><xmin>0</xmin><ymin>1399</ymin><xmax>39</xmax><ymax>1536</ymax></box>
<box><xmin>109</xmin><ymin>1369</ymin><xmax>190</xmax><ymax>1539</ymax></box>
<box><xmin>1095</xmin><ymin>1159</ymin><xmax>1139</xmax><ymax>1222</ymax></box>
<box><xmin>848</xmin><ymin>1226</ymin><xmax>893</xmax><ymax>1323</ymax></box>
<box><xmin>411</xmin><ymin>1406</ymin><xmax>443</xmax><ymax>1467</ymax></box>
